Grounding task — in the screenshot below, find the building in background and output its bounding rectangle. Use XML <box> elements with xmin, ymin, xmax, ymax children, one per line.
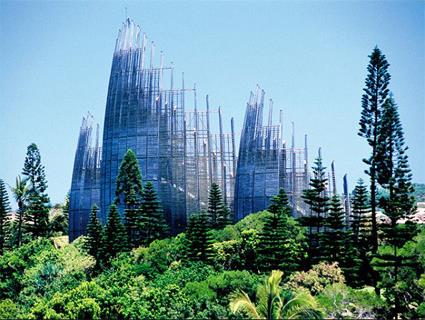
<box><xmin>234</xmin><ymin>86</ymin><xmax>309</xmax><ymax>220</ymax></box>
<box><xmin>69</xmin><ymin>19</ymin><xmax>235</xmax><ymax>240</ymax></box>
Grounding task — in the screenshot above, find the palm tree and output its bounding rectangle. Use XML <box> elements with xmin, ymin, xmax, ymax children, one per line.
<box><xmin>230</xmin><ymin>270</ymin><xmax>323</xmax><ymax>319</ymax></box>
<box><xmin>10</xmin><ymin>175</ymin><xmax>28</xmax><ymax>247</ymax></box>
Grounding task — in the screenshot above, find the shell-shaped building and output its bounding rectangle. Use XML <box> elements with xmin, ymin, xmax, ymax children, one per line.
<box><xmin>69</xmin><ymin>19</ymin><xmax>236</xmax><ymax>240</ymax></box>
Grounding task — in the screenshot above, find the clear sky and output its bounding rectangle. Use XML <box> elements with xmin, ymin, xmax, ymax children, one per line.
<box><xmin>1</xmin><ymin>1</ymin><xmax>424</xmax><ymax>207</ymax></box>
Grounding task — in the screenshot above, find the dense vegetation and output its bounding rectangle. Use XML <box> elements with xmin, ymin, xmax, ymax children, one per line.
<box><xmin>0</xmin><ymin>48</ymin><xmax>424</xmax><ymax>319</ymax></box>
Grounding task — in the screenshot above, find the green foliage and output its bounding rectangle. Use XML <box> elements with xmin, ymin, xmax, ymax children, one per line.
<box><xmin>0</xmin><ymin>238</ymin><xmax>53</xmax><ymax>299</ymax></box>
<box><xmin>10</xmin><ymin>175</ymin><xmax>28</xmax><ymax>248</ymax></box>
<box><xmin>22</xmin><ymin>143</ymin><xmax>51</xmax><ymax>239</ymax></box>
<box><xmin>185</xmin><ymin>212</ymin><xmax>214</xmax><ymax>263</ymax></box>
<box><xmin>230</xmin><ymin>270</ymin><xmax>323</xmax><ymax>319</ymax></box>
<box><xmin>300</xmin><ymin>153</ymin><xmax>329</xmax><ymax>266</ymax></box>
<box><xmin>317</xmin><ymin>284</ymin><xmax>384</xmax><ymax>319</ymax></box>
<box><xmin>285</xmin><ymin>262</ymin><xmax>345</xmax><ymax>296</ymax></box>
<box><xmin>135</xmin><ymin>234</ymin><xmax>187</xmax><ymax>276</ymax></box>
<box><xmin>100</xmin><ymin>204</ymin><xmax>128</xmax><ymax>265</ymax></box>
<box><xmin>139</xmin><ymin>181</ymin><xmax>168</xmax><ymax>246</ymax></box>
<box><xmin>115</xmin><ymin>149</ymin><xmax>143</xmax><ymax>247</ymax></box>
<box><xmin>84</xmin><ymin>205</ymin><xmax>102</xmax><ymax>263</ymax></box>
<box><xmin>0</xmin><ymin>299</ymin><xmax>20</xmax><ymax>319</ymax></box>
<box><xmin>322</xmin><ymin>196</ymin><xmax>349</xmax><ymax>264</ymax></box>
<box><xmin>0</xmin><ymin>178</ymin><xmax>11</xmax><ymax>254</ymax></box>
<box><xmin>258</xmin><ymin>190</ymin><xmax>307</xmax><ymax>273</ymax></box>
<box><xmin>358</xmin><ymin>46</ymin><xmax>391</xmax><ymax>252</ymax></box>
<box><xmin>208</xmin><ymin>182</ymin><xmax>231</xmax><ymax>229</ymax></box>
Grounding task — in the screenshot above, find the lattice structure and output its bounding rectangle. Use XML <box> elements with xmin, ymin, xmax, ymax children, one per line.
<box><xmin>69</xmin><ymin>114</ymin><xmax>101</xmax><ymax>240</ymax></box>
<box><xmin>234</xmin><ymin>86</ymin><xmax>309</xmax><ymax>220</ymax></box>
<box><xmin>69</xmin><ymin>19</ymin><xmax>235</xmax><ymax>240</ymax></box>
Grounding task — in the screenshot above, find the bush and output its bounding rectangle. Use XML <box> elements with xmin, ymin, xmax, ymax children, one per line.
<box><xmin>317</xmin><ymin>284</ymin><xmax>384</xmax><ymax>318</ymax></box>
<box><xmin>284</xmin><ymin>262</ymin><xmax>345</xmax><ymax>295</ymax></box>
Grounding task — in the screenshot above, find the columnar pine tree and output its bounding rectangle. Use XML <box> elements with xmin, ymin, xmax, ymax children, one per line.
<box><xmin>84</xmin><ymin>205</ymin><xmax>103</xmax><ymax>262</ymax></box>
<box><xmin>350</xmin><ymin>179</ymin><xmax>371</xmax><ymax>245</ymax></box>
<box><xmin>207</xmin><ymin>182</ymin><xmax>230</xmax><ymax>229</ymax></box>
<box><xmin>372</xmin><ymin>96</ymin><xmax>418</xmax><ymax>318</ymax></box>
<box><xmin>139</xmin><ymin>182</ymin><xmax>168</xmax><ymax>246</ymax></box>
<box><xmin>115</xmin><ymin>149</ymin><xmax>143</xmax><ymax>247</ymax></box>
<box><xmin>322</xmin><ymin>195</ymin><xmax>347</xmax><ymax>264</ymax></box>
<box><xmin>0</xmin><ymin>179</ymin><xmax>11</xmax><ymax>254</ymax></box>
<box><xmin>101</xmin><ymin>204</ymin><xmax>128</xmax><ymax>265</ymax></box>
<box><xmin>22</xmin><ymin>143</ymin><xmax>50</xmax><ymax>239</ymax></box>
<box><xmin>10</xmin><ymin>175</ymin><xmax>28</xmax><ymax>247</ymax></box>
<box><xmin>185</xmin><ymin>212</ymin><xmax>213</xmax><ymax>262</ymax></box>
<box><xmin>258</xmin><ymin>188</ymin><xmax>305</xmax><ymax>273</ymax></box>
<box><xmin>358</xmin><ymin>47</ymin><xmax>391</xmax><ymax>253</ymax></box>
<box><xmin>300</xmin><ymin>151</ymin><xmax>329</xmax><ymax>267</ymax></box>
<box><xmin>350</xmin><ymin>179</ymin><xmax>374</xmax><ymax>286</ymax></box>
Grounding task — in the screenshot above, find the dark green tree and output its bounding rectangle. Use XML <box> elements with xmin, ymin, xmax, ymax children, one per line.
<box><xmin>207</xmin><ymin>182</ymin><xmax>231</xmax><ymax>229</ymax></box>
<box><xmin>372</xmin><ymin>96</ymin><xmax>418</xmax><ymax>318</ymax></box>
<box><xmin>358</xmin><ymin>47</ymin><xmax>391</xmax><ymax>253</ymax></box>
<box><xmin>0</xmin><ymin>179</ymin><xmax>11</xmax><ymax>254</ymax></box>
<box><xmin>350</xmin><ymin>179</ymin><xmax>374</xmax><ymax>286</ymax></box>
<box><xmin>258</xmin><ymin>188</ymin><xmax>306</xmax><ymax>274</ymax></box>
<box><xmin>139</xmin><ymin>181</ymin><xmax>168</xmax><ymax>246</ymax></box>
<box><xmin>84</xmin><ymin>205</ymin><xmax>103</xmax><ymax>263</ymax></box>
<box><xmin>300</xmin><ymin>151</ymin><xmax>330</xmax><ymax>267</ymax></box>
<box><xmin>185</xmin><ymin>212</ymin><xmax>213</xmax><ymax>262</ymax></box>
<box><xmin>322</xmin><ymin>195</ymin><xmax>346</xmax><ymax>264</ymax></box>
<box><xmin>115</xmin><ymin>149</ymin><xmax>143</xmax><ymax>247</ymax></box>
<box><xmin>10</xmin><ymin>175</ymin><xmax>28</xmax><ymax>247</ymax></box>
<box><xmin>22</xmin><ymin>143</ymin><xmax>51</xmax><ymax>239</ymax></box>
<box><xmin>100</xmin><ymin>204</ymin><xmax>128</xmax><ymax>265</ymax></box>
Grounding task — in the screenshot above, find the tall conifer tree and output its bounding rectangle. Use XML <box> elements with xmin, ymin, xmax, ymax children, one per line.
<box><xmin>185</xmin><ymin>212</ymin><xmax>213</xmax><ymax>262</ymax></box>
<box><xmin>0</xmin><ymin>179</ymin><xmax>11</xmax><ymax>255</ymax></box>
<box><xmin>300</xmin><ymin>151</ymin><xmax>329</xmax><ymax>266</ymax></box>
<box><xmin>84</xmin><ymin>205</ymin><xmax>103</xmax><ymax>262</ymax></box>
<box><xmin>350</xmin><ymin>179</ymin><xmax>374</xmax><ymax>286</ymax></box>
<box><xmin>372</xmin><ymin>96</ymin><xmax>418</xmax><ymax>318</ymax></box>
<box><xmin>207</xmin><ymin>182</ymin><xmax>230</xmax><ymax>229</ymax></box>
<box><xmin>139</xmin><ymin>182</ymin><xmax>168</xmax><ymax>246</ymax></box>
<box><xmin>115</xmin><ymin>149</ymin><xmax>143</xmax><ymax>247</ymax></box>
<box><xmin>358</xmin><ymin>47</ymin><xmax>391</xmax><ymax>253</ymax></box>
<box><xmin>258</xmin><ymin>188</ymin><xmax>305</xmax><ymax>273</ymax></box>
<box><xmin>22</xmin><ymin>143</ymin><xmax>50</xmax><ymax>238</ymax></box>
<box><xmin>101</xmin><ymin>204</ymin><xmax>128</xmax><ymax>265</ymax></box>
<box><xmin>322</xmin><ymin>195</ymin><xmax>347</xmax><ymax>264</ymax></box>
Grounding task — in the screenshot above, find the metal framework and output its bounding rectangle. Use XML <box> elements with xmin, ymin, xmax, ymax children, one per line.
<box><xmin>69</xmin><ymin>19</ymin><xmax>235</xmax><ymax>240</ymax></box>
<box><xmin>234</xmin><ymin>86</ymin><xmax>309</xmax><ymax>220</ymax></box>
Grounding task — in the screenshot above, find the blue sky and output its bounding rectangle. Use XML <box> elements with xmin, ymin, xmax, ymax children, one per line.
<box><xmin>1</xmin><ymin>1</ymin><xmax>424</xmax><ymax>206</ymax></box>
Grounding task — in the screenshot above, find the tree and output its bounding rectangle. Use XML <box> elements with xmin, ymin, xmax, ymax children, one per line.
<box><xmin>21</xmin><ymin>143</ymin><xmax>50</xmax><ymax>238</ymax></box>
<box><xmin>100</xmin><ymin>204</ymin><xmax>128</xmax><ymax>265</ymax></box>
<box><xmin>207</xmin><ymin>183</ymin><xmax>231</xmax><ymax>229</ymax></box>
<box><xmin>300</xmin><ymin>152</ymin><xmax>330</xmax><ymax>267</ymax></box>
<box><xmin>350</xmin><ymin>179</ymin><xmax>374</xmax><ymax>286</ymax></box>
<box><xmin>185</xmin><ymin>212</ymin><xmax>213</xmax><ymax>263</ymax></box>
<box><xmin>48</xmin><ymin>195</ymin><xmax>69</xmax><ymax>236</ymax></box>
<box><xmin>84</xmin><ymin>205</ymin><xmax>103</xmax><ymax>263</ymax></box>
<box><xmin>10</xmin><ymin>176</ymin><xmax>28</xmax><ymax>248</ymax></box>
<box><xmin>358</xmin><ymin>47</ymin><xmax>391</xmax><ymax>253</ymax></box>
<box><xmin>321</xmin><ymin>196</ymin><xmax>346</xmax><ymax>263</ymax></box>
<box><xmin>372</xmin><ymin>96</ymin><xmax>418</xmax><ymax>318</ymax></box>
<box><xmin>0</xmin><ymin>179</ymin><xmax>11</xmax><ymax>254</ymax></box>
<box><xmin>139</xmin><ymin>182</ymin><xmax>168</xmax><ymax>246</ymax></box>
<box><xmin>258</xmin><ymin>188</ymin><xmax>306</xmax><ymax>273</ymax></box>
<box><xmin>230</xmin><ymin>270</ymin><xmax>323</xmax><ymax>319</ymax></box>
<box><xmin>115</xmin><ymin>149</ymin><xmax>143</xmax><ymax>247</ymax></box>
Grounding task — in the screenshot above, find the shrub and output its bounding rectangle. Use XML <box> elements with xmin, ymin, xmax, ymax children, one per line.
<box><xmin>284</xmin><ymin>262</ymin><xmax>345</xmax><ymax>295</ymax></box>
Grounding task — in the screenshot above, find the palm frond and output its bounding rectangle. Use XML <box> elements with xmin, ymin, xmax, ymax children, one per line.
<box><xmin>230</xmin><ymin>290</ymin><xmax>262</xmax><ymax>319</ymax></box>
